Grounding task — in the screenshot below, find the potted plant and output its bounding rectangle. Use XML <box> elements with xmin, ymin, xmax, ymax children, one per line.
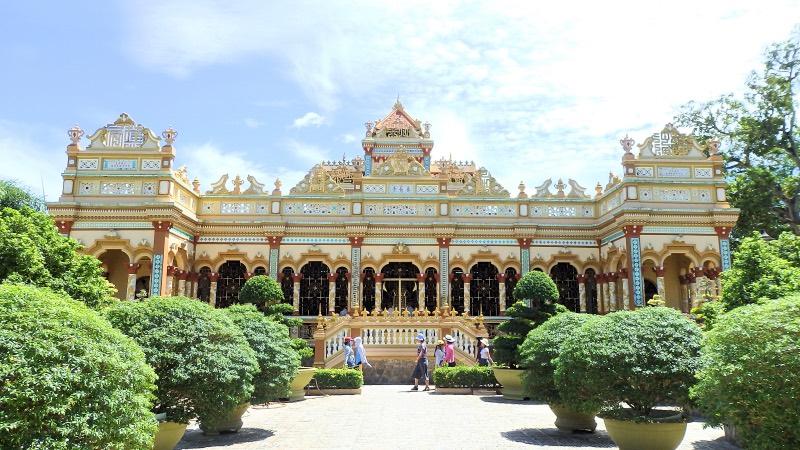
<box><xmin>0</xmin><ymin>284</ymin><xmax>157</xmax><ymax>450</ymax></box>
<box><xmin>104</xmin><ymin>296</ymin><xmax>259</xmax><ymax>443</ymax></box>
<box><xmin>692</xmin><ymin>294</ymin><xmax>800</xmax><ymax>449</ymax></box>
<box><xmin>492</xmin><ymin>270</ymin><xmax>560</xmax><ymax>400</ymax></box>
<box><xmin>262</xmin><ymin>302</ymin><xmax>316</xmax><ymax>400</ymax></box>
<box><xmin>306</xmin><ymin>368</ymin><xmax>363</xmax><ymax>395</ymax></box>
<box><xmin>555</xmin><ymin>307</ymin><xmax>701</xmax><ymax>450</ymax></box>
<box><xmin>519</xmin><ymin>311</ymin><xmax>598</xmax><ymax>432</ymax></box>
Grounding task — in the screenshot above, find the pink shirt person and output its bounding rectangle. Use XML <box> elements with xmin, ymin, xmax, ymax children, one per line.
<box><xmin>444</xmin><ymin>335</ymin><xmax>456</xmax><ymax>365</ymax></box>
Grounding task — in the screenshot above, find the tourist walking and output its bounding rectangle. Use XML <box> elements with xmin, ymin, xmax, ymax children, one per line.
<box><xmin>343</xmin><ymin>337</ymin><xmax>355</xmax><ymax>368</ymax></box>
<box><xmin>353</xmin><ymin>336</ymin><xmax>372</xmax><ymax>370</ymax></box>
<box><xmin>444</xmin><ymin>334</ymin><xmax>456</xmax><ymax>367</ymax></box>
<box><xmin>434</xmin><ymin>339</ymin><xmax>445</xmax><ymax>368</ymax></box>
<box><xmin>411</xmin><ymin>333</ymin><xmax>430</xmax><ymax>391</ymax></box>
<box><xmin>477</xmin><ymin>338</ymin><xmax>493</xmax><ymax>366</ymax></box>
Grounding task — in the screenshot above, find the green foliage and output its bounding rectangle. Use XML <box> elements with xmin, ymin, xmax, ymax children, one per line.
<box><xmin>692</xmin><ymin>295</ymin><xmax>800</xmax><ymax>450</ymax></box>
<box><xmin>0</xmin><ymin>206</ymin><xmax>115</xmax><ymax>309</ymax></box>
<box><xmin>238</xmin><ymin>275</ymin><xmax>284</xmax><ymax>307</ymax></box>
<box><xmin>104</xmin><ymin>296</ymin><xmax>258</xmax><ymax>424</ymax></box>
<box><xmin>264</xmin><ymin>302</ymin><xmax>314</xmax><ymax>361</ymax></box>
<box><xmin>494</xmin><ymin>271</ymin><xmax>560</xmax><ymax>368</ymax></box>
<box><xmin>311</xmin><ymin>369</ymin><xmax>363</xmax><ymax>389</ymax></box>
<box><xmin>519</xmin><ymin>312</ymin><xmax>597</xmax><ymax>406</ymax></box>
<box><xmin>0</xmin><ymin>284</ymin><xmax>157</xmax><ymax>450</ymax></box>
<box><xmin>223</xmin><ymin>305</ymin><xmax>300</xmax><ymax>403</ymax></box>
<box><xmin>432</xmin><ymin>366</ymin><xmax>498</xmax><ymax>388</ymax></box>
<box><xmin>677</xmin><ymin>32</ymin><xmax>800</xmax><ymax>238</ymax></box>
<box><xmin>690</xmin><ymin>299</ymin><xmax>725</xmax><ymax>331</ymax></box>
<box><xmin>721</xmin><ymin>232</ymin><xmax>800</xmax><ymax>311</ymax></box>
<box><xmin>0</xmin><ymin>179</ymin><xmax>45</xmax><ymax>211</ymax></box>
<box><xmin>555</xmin><ymin>307</ymin><xmax>702</xmax><ymax>421</ymax></box>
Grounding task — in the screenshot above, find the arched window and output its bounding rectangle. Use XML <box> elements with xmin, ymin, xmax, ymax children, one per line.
<box><xmin>550</xmin><ymin>262</ymin><xmax>579</xmax><ymax>312</ymax></box>
<box><xmin>197</xmin><ymin>266</ymin><xmax>211</xmax><ymax>301</ymax></box>
<box><xmin>504</xmin><ymin>267</ymin><xmax>518</xmax><ymax>307</ymax></box>
<box><xmin>334</xmin><ymin>267</ymin><xmax>349</xmax><ymax>314</ymax></box>
<box><xmin>253</xmin><ymin>266</ymin><xmax>267</xmax><ymax>276</ymax></box>
<box><xmin>584</xmin><ymin>268</ymin><xmax>598</xmax><ymax>314</ymax></box>
<box><xmin>424</xmin><ymin>267</ymin><xmax>438</xmax><ymax>312</ymax></box>
<box><xmin>450</xmin><ymin>268</ymin><xmax>465</xmax><ymax>314</ymax></box>
<box><xmin>380</xmin><ymin>262</ymin><xmax>420</xmax><ymax>311</ymax></box>
<box><xmin>644</xmin><ymin>279</ymin><xmax>658</xmax><ymax>303</ymax></box>
<box><xmin>362</xmin><ymin>267</ymin><xmax>376</xmax><ymax>312</ymax></box>
<box><xmin>470</xmin><ymin>262</ymin><xmax>499</xmax><ymax>316</ymax></box>
<box><xmin>217</xmin><ymin>261</ymin><xmax>247</xmax><ymax>308</ymax></box>
<box><xmin>135</xmin><ymin>276</ymin><xmax>150</xmax><ymax>298</ymax></box>
<box><xmin>280</xmin><ymin>267</ymin><xmax>295</xmax><ymax>304</ymax></box>
<box><xmin>300</xmin><ymin>262</ymin><xmax>330</xmax><ymax>315</ymax></box>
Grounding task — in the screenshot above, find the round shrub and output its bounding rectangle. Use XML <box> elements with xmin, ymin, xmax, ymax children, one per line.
<box><xmin>311</xmin><ymin>368</ymin><xmax>364</xmax><ymax>389</ymax></box>
<box><xmin>223</xmin><ymin>304</ymin><xmax>300</xmax><ymax>403</ymax></box>
<box><xmin>432</xmin><ymin>366</ymin><xmax>498</xmax><ymax>388</ymax></box>
<box><xmin>238</xmin><ymin>275</ymin><xmax>284</xmax><ymax>306</ymax></box>
<box><xmin>0</xmin><ymin>284</ymin><xmax>156</xmax><ymax>449</ymax></box>
<box><xmin>555</xmin><ymin>307</ymin><xmax>701</xmax><ymax>420</ymax></box>
<box><xmin>104</xmin><ymin>296</ymin><xmax>258</xmax><ymax>424</ymax></box>
<box><xmin>692</xmin><ymin>295</ymin><xmax>800</xmax><ymax>449</ymax></box>
<box><xmin>520</xmin><ymin>312</ymin><xmax>596</xmax><ymax>406</ymax></box>
<box><xmin>513</xmin><ymin>270</ymin><xmax>560</xmax><ymax>306</ymax></box>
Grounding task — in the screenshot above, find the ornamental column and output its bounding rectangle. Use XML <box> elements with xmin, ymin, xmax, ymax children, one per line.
<box><xmin>653</xmin><ymin>265</ymin><xmax>666</xmax><ymax>300</ymax></box>
<box><xmin>679</xmin><ymin>275</ymin><xmax>690</xmax><ymax>313</ymax></box>
<box><xmin>623</xmin><ymin>225</ymin><xmax>645</xmax><ymax>309</ymax></box>
<box><xmin>165</xmin><ymin>266</ymin><xmax>176</xmax><ymax>297</ymax></box>
<box><xmin>607</xmin><ymin>272</ymin><xmax>618</xmax><ymax>312</ymax></box>
<box><xmin>267</xmin><ymin>236</ymin><xmax>282</xmax><ymax>280</ymax></box>
<box><xmin>416</xmin><ymin>274</ymin><xmax>426</xmax><ymax>311</ymax></box>
<box><xmin>596</xmin><ymin>273</ymin><xmax>606</xmax><ymax>314</ymax></box>
<box><xmin>518</xmin><ymin>238</ymin><xmax>532</xmax><ymax>274</ymax></box>
<box><xmin>618</xmin><ymin>268</ymin><xmax>630</xmax><ymax>310</ymax></box>
<box><xmin>706</xmin><ymin>268</ymin><xmax>720</xmax><ymax>297</ymax></box>
<box><xmin>576</xmin><ymin>274</ymin><xmax>587</xmax><ymax>312</ymax></box>
<box><xmin>715</xmin><ymin>226</ymin><xmax>733</xmax><ymax>271</ymax></box>
<box><xmin>437</xmin><ymin>238</ymin><xmax>451</xmax><ymax>309</ymax></box>
<box><xmin>327</xmin><ymin>273</ymin><xmax>337</xmax><ymax>315</ymax></box>
<box><xmin>177</xmin><ymin>270</ymin><xmax>188</xmax><ymax>297</ymax></box>
<box><xmin>349</xmin><ymin>237</ymin><xmax>363</xmax><ymax>310</ymax></box>
<box><xmin>422</xmin><ymin>147</ymin><xmax>433</xmax><ymax>171</ymax></box>
<box><xmin>126</xmin><ymin>263</ymin><xmax>140</xmax><ymax>300</ymax></box>
<box><xmin>497</xmin><ymin>273</ymin><xmax>507</xmax><ymax>314</ymax></box>
<box><xmin>692</xmin><ymin>267</ymin><xmax>707</xmax><ymax>309</ymax></box>
<box><xmin>292</xmin><ymin>273</ymin><xmax>302</xmax><ymax>314</ymax></box>
<box><xmin>463</xmin><ymin>273</ymin><xmax>473</xmax><ymax>315</ymax></box>
<box><xmin>375</xmin><ymin>273</ymin><xmax>384</xmax><ymax>311</ymax></box>
<box><xmin>686</xmin><ymin>271</ymin><xmax>697</xmax><ymax>310</ymax></box>
<box><xmin>208</xmin><ymin>272</ymin><xmax>219</xmax><ymax>307</ymax></box>
<box><xmin>187</xmin><ymin>272</ymin><xmax>198</xmax><ymax>298</ymax></box>
<box><xmin>150</xmin><ymin>221</ymin><xmax>173</xmax><ymax>297</ymax></box>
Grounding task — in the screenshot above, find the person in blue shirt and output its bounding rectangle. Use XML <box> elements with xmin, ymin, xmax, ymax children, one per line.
<box><xmin>343</xmin><ymin>337</ymin><xmax>355</xmax><ymax>368</ymax></box>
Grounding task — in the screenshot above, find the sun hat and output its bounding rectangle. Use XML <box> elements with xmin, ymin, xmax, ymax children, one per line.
<box><xmin>415</xmin><ymin>332</ymin><xmax>425</xmax><ymax>341</ymax></box>
<box><xmin>479</xmin><ymin>338</ymin><xmax>489</xmax><ymax>346</ymax></box>
<box><xmin>444</xmin><ymin>335</ymin><xmax>455</xmax><ymax>343</ymax></box>
<box><xmin>436</xmin><ymin>339</ymin><xmax>444</xmax><ymax>346</ymax></box>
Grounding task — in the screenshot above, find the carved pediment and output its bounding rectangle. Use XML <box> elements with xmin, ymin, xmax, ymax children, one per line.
<box><xmin>637</xmin><ymin>123</ymin><xmax>705</xmax><ymax>159</ymax></box>
<box><xmin>372</xmin><ymin>148</ymin><xmax>429</xmax><ymax>177</ymax></box>
<box><xmin>290</xmin><ymin>165</ymin><xmax>345</xmax><ymax>194</ymax></box>
<box><xmin>457</xmin><ymin>168</ymin><xmax>509</xmax><ymax>197</ymax></box>
<box><xmin>367</xmin><ymin>99</ymin><xmax>429</xmax><ymax>139</ymax></box>
<box><xmin>86</xmin><ymin>113</ymin><xmax>160</xmax><ymax>150</ymax></box>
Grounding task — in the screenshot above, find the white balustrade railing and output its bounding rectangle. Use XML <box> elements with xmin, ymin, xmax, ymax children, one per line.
<box><xmin>324</xmin><ymin>328</ymin><xmax>349</xmax><ymax>359</ymax></box>
<box><xmin>452</xmin><ymin>329</ymin><xmax>477</xmax><ymax>357</ymax></box>
<box><xmin>360</xmin><ymin>327</ymin><xmax>439</xmax><ymax>346</ymax></box>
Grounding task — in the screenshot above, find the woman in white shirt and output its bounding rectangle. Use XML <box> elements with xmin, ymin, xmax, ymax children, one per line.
<box><xmin>477</xmin><ymin>338</ymin><xmax>493</xmax><ymax>366</ymax></box>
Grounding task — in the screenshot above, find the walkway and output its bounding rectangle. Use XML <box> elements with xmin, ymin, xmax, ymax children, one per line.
<box><xmin>176</xmin><ymin>385</ymin><xmax>738</xmax><ymax>450</ymax></box>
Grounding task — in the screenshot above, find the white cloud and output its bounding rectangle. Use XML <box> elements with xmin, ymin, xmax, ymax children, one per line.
<box><xmin>340</xmin><ymin>133</ymin><xmax>357</xmax><ymax>144</ymax></box>
<box><xmin>0</xmin><ymin>120</ymin><xmax>65</xmax><ymax>202</ymax></box>
<box><xmin>291</xmin><ymin>112</ymin><xmax>326</xmax><ymax>129</ymax></box>
<box><xmin>243</xmin><ymin>118</ymin><xmax>263</xmax><ymax>128</ymax></box>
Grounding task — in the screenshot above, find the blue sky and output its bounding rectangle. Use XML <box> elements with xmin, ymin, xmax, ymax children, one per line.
<box><xmin>2</xmin><ymin>1</ymin><xmax>799</xmax><ymax>201</ymax></box>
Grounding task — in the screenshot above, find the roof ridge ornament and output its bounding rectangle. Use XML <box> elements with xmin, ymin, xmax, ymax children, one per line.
<box><xmin>637</xmin><ymin>123</ymin><xmax>704</xmax><ymax>159</ymax></box>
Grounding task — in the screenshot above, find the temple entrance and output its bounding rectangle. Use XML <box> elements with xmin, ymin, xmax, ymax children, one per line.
<box><xmin>380</xmin><ymin>262</ymin><xmax>420</xmax><ymax>312</ymax></box>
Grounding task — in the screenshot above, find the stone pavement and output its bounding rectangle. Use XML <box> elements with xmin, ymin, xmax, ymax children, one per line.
<box><xmin>176</xmin><ymin>385</ymin><xmax>738</xmax><ymax>450</ymax></box>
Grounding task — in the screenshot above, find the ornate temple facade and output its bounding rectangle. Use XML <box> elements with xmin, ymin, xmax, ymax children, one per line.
<box><xmin>48</xmin><ymin>101</ymin><xmax>738</xmax><ymax>332</ymax></box>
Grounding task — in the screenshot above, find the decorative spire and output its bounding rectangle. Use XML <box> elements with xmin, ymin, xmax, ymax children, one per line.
<box><xmin>231</xmin><ymin>175</ymin><xmax>243</xmax><ymax>194</ymax></box>
<box><xmin>620</xmin><ymin>134</ymin><xmax>635</xmax><ymax>154</ymax></box>
<box><xmin>595</xmin><ymin>182</ymin><xmax>603</xmax><ymax>198</ymax></box>
<box><xmin>554</xmin><ymin>179</ymin><xmax>567</xmax><ymax>197</ymax></box>
<box><xmin>393</xmin><ymin>94</ymin><xmax>403</xmax><ymax>110</ymax></box>
<box><xmin>192</xmin><ymin>178</ymin><xmax>200</xmax><ymax>193</ymax></box>
<box><xmin>67</xmin><ymin>124</ymin><xmax>84</xmax><ymax>146</ymax></box>
<box><xmin>162</xmin><ymin>127</ymin><xmax>178</xmax><ymax>145</ymax></box>
<box><xmin>272</xmin><ymin>178</ymin><xmax>283</xmax><ymax>196</ymax></box>
<box><xmin>517</xmin><ymin>181</ymin><xmax>528</xmax><ymax>199</ymax></box>
<box><xmin>707</xmin><ymin>138</ymin><xmax>720</xmax><ymax>156</ymax></box>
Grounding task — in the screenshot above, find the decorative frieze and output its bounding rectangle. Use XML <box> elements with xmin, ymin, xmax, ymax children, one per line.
<box><xmin>141</xmin><ymin>159</ymin><xmax>162</xmax><ymax>170</ymax></box>
<box><xmin>364</xmin><ymin>203</ymin><xmax>436</xmax><ymax>216</ymax></box>
<box><xmin>643</xmin><ymin>226</ymin><xmax>716</xmax><ymax>234</ymax></box>
<box><xmin>415</xmin><ymin>185</ymin><xmax>439</xmax><ymax>194</ymax></box>
<box><xmin>283</xmin><ymin>202</ymin><xmax>349</xmax><ymax>215</ymax></box>
<box><xmin>72</xmin><ymin>221</ymin><xmax>153</xmax><ymax>230</ymax></box>
<box><xmin>221</xmin><ymin>202</ymin><xmax>251</xmax><ymax>214</ymax></box>
<box><xmin>635</xmin><ymin>167</ymin><xmax>653</xmax><ymax>177</ymax></box>
<box><xmin>282</xmin><ymin>237</ymin><xmax>350</xmax><ymax>244</ymax></box>
<box><xmin>100</xmin><ymin>182</ymin><xmax>136</xmax><ymax>195</ymax></box>
<box><xmin>547</xmin><ymin>206</ymin><xmax>576</xmax><ymax>217</ymax></box>
<box><xmin>197</xmin><ymin>236</ymin><xmax>268</xmax><ymax>243</ymax></box>
<box><xmin>79</xmin><ymin>182</ymin><xmax>96</xmax><ymax>194</ymax></box>
<box><xmin>451</xmin><ymin>204</ymin><xmax>516</xmax><ymax>217</ymax></box>
<box><xmin>363</xmin><ymin>184</ymin><xmax>386</xmax><ymax>194</ymax></box>
<box><xmin>694</xmin><ymin>167</ymin><xmax>713</xmax><ymax>178</ymax></box>
<box><xmin>531</xmin><ymin>239</ymin><xmax>595</xmax><ymax>247</ymax></box>
<box><xmin>142</xmin><ymin>182</ymin><xmax>156</xmax><ymax>195</ymax></box>
<box><xmin>451</xmin><ymin>238</ymin><xmax>517</xmax><ymax>246</ymax></box>
<box><xmin>656</xmin><ymin>188</ymin><xmax>690</xmax><ymax>202</ymax></box>
<box><xmin>102</xmin><ymin>159</ymin><xmax>138</xmax><ymax>171</ymax></box>
<box><xmin>657</xmin><ymin>167</ymin><xmax>690</xmax><ymax>178</ymax></box>
<box><xmin>363</xmin><ymin>238</ymin><xmax>437</xmax><ymax>245</ymax></box>
<box><xmin>388</xmin><ymin>184</ymin><xmax>413</xmax><ymax>194</ymax></box>
<box><xmin>77</xmin><ymin>159</ymin><xmax>99</xmax><ymax>170</ymax></box>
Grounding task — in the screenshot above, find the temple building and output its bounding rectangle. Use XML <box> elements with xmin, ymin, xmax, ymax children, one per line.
<box><xmin>48</xmin><ymin>101</ymin><xmax>738</xmax><ymax>337</ymax></box>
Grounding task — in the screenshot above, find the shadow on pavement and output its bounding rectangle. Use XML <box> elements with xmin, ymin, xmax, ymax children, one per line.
<box><xmin>479</xmin><ymin>396</ymin><xmax>544</xmax><ymax>405</ymax></box>
<box><xmin>176</xmin><ymin>428</ymin><xmax>274</xmax><ymax>449</ymax></box>
<box><xmin>502</xmin><ymin>428</ymin><xmax>615</xmax><ymax>448</ymax></box>
<box><xmin>690</xmin><ymin>438</ymin><xmax>741</xmax><ymax>449</ymax></box>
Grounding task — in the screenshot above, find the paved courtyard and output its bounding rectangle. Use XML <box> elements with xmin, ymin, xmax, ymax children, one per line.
<box><xmin>176</xmin><ymin>385</ymin><xmax>738</xmax><ymax>450</ymax></box>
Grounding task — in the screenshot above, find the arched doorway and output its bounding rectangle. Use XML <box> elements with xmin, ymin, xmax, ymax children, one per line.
<box><xmin>280</xmin><ymin>267</ymin><xmax>295</xmax><ymax>305</ymax></box>
<box><xmin>362</xmin><ymin>267</ymin><xmax>376</xmax><ymax>312</ymax></box>
<box><xmin>300</xmin><ymin>262</ymin><xmax>330</xmax><ymax>315</ymax></box>
<box><xmin>98</xmin><ymin>249</ymin><xmax>130</xmax><ymax>300</ymax></box>
<box><xmin>504</xmin><ymin>267</ymin><xmax>518</xmax><ymax>307</ymax></box>
<box><xmin>253</xmin><ymin>266</ymin><xmax>267</xmax><ymax>276</ymax></box>
<box><xmin>644</xmin><ymin>279</ymin><xmax>658</xmax><ymax>303</ymax></box>
<box><xmin>197</xmin><ymin>266</ymin><xmax>211</xmax><ymax>302</ymax></box>
<box><xmin>334</xmin><ymin>267</ymin><xmax>349</xmax><ymax>314</ymax></box>
<box><xmin>380</xmin><ymin>262</ymin><xmax>420</xmax><ymax>312</ymax></box>
<box><xmin>550</xmin><ymin>263</ymin><xmax>579</xmax><ymax>312</ymax></box>
<box><xmin>470</xmin><ymin>262</ymin><xmax>499</xmax><ymax>316</ymax></box>
<box><xmin>663</xmin><ymin>254</ymin><xmax>693</xmax><ymax>311</ymax></box>
<box><xmin>450</xmin><ymin>268</ymin><xmax>465</xmax><ymax>313</ymax></box>
<box><xmin>217</xmin><ymin>261</ymin><xmax>247</xmax><ymax>308</ymax></box>
<box><xmin>423</xmin><ymin>267</ymin><xmax>438</xmax><ymax>312</ymax></box>
<box><xmin>584</xmin><ymin>268</ymin><xmax>599</xmax><ymax>314</ymax></box>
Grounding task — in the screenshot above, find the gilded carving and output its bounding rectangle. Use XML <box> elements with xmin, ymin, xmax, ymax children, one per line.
<box><xmin>373</xmin><ymin>148</ymin><xmax>429</xmax><ymax>177</ymax></box>
<box><xmin>457</xmin><ymin>168</ymin><xmax>509</xmax><ymax>197</ymax></box>
<box><xmin>290</xmin><ymin>165</ymin><xmax>345</xmax><ymax>194</ymax></box>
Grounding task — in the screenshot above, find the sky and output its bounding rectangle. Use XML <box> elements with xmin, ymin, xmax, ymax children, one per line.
<box><xmin>1</xmin><ymin>1</ymin><xmax>799</xmax><ymax>201</ymax></box>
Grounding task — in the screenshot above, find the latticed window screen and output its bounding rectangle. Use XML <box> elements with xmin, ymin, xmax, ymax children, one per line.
<box><xmin>334</xmin><ymin>267</ymin><xmax>349</xmax><ymax>313</ymax></box>
<box><xmin>585</xmin><ymin>268</ymin><xmax>599</xmax><ymax>313</ymax></box>
<box><xmin>424</xmin><ymin>267</ymin><xmax>437</xmax><ymax>312</ymax></box>
<box><xmin>197</xmin><ymin>266</ymin><xmax>211</xmax><ymax>301</ymax></box>
<box><xmin>470</xmin><ymin>262</ymin><xmax>499</xmax><ymax>316</ymax></box>
<box><xmin>280</xmin><ymin>267</ymin><xmax>294</xmax><ymax>304</ymax></box>
<box><xmin>450</xmin><ymin>268</ymin><xmax>464</xmax><ymax>313</ymax></box>
<box><xmin>362</xmin><ymin>267</ymin><xmax>376</xmax><ymax>312</ymax></box>
<box><xmin>217</xmin><ymin>261</ymin><xmax>247</xmax><ymax>308</ymax></box>
<box><xmin>300</xmin><ymin>262</ymin><xmax>330</xmax><ymax>315</ymax></box>
<box><xmin>504</xmin><ymin>267</ymin><xmax>518</xmax><ymax>306</ymax></box>
<box><xmin>550</xmin><ymin>262</ymin><xmax>579</xmax><ymax>312</ymax></box>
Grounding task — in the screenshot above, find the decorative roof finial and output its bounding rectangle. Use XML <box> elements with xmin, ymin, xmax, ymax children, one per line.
<box><xmin>162</xmin><ymin>127</ymin><xmax>178</xmax><ymax>145</ymax></box>
<box><xmin>272</xmin><ymin>178</ymin><xmax>282</xmax><ymax>196</ymax></box>
<box><xmin>555</xmin><ymin>179</ymin><xmax>567</xmax><ymax>197</ymax></box>
<box><xmin>708</xmin><ymin>138</ymin><xmax>720</xmax><ymax>156</ymax></box>
<box><xmin>517</xmin><ymin>181</ymin><xmax>528</xmax><ymax>199</ymax></box>
<box><xmin>67</xmin><ymin>124</ymin><xmax>84</xmax><ymax>146</ymax></box>
<box><xmin>364</xmin><ymin>121</ymin><xmax>373</xmax><ymax>137</ymax></box>
<box><xmin>595</xmin><ymin>182</ymin><xmax>603</xmax><ymax>198</ymax></box>
<box><xmin>393</xmin><ymin>94</ymin><xmax>403</xmax><ymax>110</ymax></box>
<box><xmin>620</xmin><ymin>134</ymin><xmax>634</xmax><ymax>154</ymax></box>
<box><xmin>231</xmin><ymin>175</ymin><xmax>243</xmax><ymax>194</ymax></box>
<box><xmin>192</xmin><ymin>178</ymin><xmax>200</xmax><ymax>193</ymax></box>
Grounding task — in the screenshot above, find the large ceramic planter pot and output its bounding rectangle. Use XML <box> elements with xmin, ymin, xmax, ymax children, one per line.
<box><xmin>289</xmin><ymin>367</ymin><xmax>316</xmax><ymax>402</ymax></box>
<box><xmin>603</xmin><ymin>412</ymin><xmax>687</xmax><ymax>450</ymax></box>
<box><xmin>492</xmin><ymin>368</ymin><xmax>527</xmax><ymax>400</ymax></box>
<box><xmin>199</xmin><ymin>402</ymin><xmax>250</xmax><ymax>435</ymax></box>
<box><xmin>549</xmin><ymin>403</ymin><xmax>597</xmax><ymax>432</ymax></box>
<box><xmin>153</xmin><ymin>421</ymin><xmax>187</xmax><ymax>450</ymax></box>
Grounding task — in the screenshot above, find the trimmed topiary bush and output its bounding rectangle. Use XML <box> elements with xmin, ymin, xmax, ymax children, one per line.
<box><xmin>238</xmin><ymin>275</ymin><xmax>284</xmax><ymax>307</ymax></box>
<box><xmin>692</xmin><ymin>295</ymin><xmax>800</xmax><ymax>449</ymax></box>
<box><xmin>520</xmin><ymin>312</ymin><xmax>596</xmax><ymax>406</ymax></box>
<box><xmin>311</xmin><ymin>369</ymin><xmax>363</xmax><ymax>389</ymax></box>
<box><xmin>265</xmin><ymin>302</ymin><xmax>314</xmax><ymax>362</ymax></box>
<box><xmin>223</xmin><ymin>304</ymin><xmax>300</xmax><ymax>403</ymax></box>
<box><xmin>0</xmin><ymin>284</ymin><xmax>157</xmax><ymax>449</ymax></box>
<box><xmin>555</xmin><ymin>307</ymin><xmax>701</xmax><ymax>421</ymax></box>
<box><xmin>493</xmin><ymin>271</ymin><xmax>560</xmax><ymax>368</ymax></box>
<box><xmin>104</xmin><ymin>296</ymin><xmax>258</xmax><ymax>424</ymax></box>
<box><xmin>432</xmin><ymin>366</ymin><xmax>498</xmax><ymax>388</ymax></box>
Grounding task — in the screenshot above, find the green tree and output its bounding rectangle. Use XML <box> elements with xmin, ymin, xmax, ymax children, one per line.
<box><xmin>677</xmin><ymin>32</ymin><xmax>800</xmax><ymax>238</ymax></box>
<box><xmin>0</xmin><ymin>206</ymin><xmax>115</xmax><ymax>309</ymax></box>
<box><xmin>264</xmin><ymin>302</ymin><xmax>314</xmax><ymax>361</ymax></box>
<box><xmin>0</xmin><ymin>179</ymin><xmax>45</xmax><ymax>211</ymax></box>
<box><xmin>238</xmin><ymin>275</ymin><xmax>284</xmax><ymax>307</ymax></box>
